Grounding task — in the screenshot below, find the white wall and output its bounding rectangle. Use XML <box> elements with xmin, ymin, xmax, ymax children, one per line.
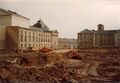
<box><xmin>0</xmin><ymin>16</ymin><xmax>11</xmax><ymax>26</ymax></box>
<box><xmin>0</xmin><ymin>10</ymin><xmax>12</xmax><ymax>26</ymax></box>
<box><xmin>0</xmin><ymin>10</ymin><xmax>7</xmax><ymax>15</ymax></box>
<box><xmin>0</xmin><ymin>25</ymin><xmax>6</xmax><ymax>49</ymax></box>
<box><xmin>12</xmin><ymin>15</ymin><xmax>29</xmax><ymax>28</ymax></box>
<box><xmin>0</xmin><ymin>9</ymin><xmax>29</xmax><ymax>28</ymax></box>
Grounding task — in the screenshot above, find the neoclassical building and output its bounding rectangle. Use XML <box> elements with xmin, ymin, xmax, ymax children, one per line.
<box><xmin>77</xmin><ymin>24</ymin><xmax>120</xmax><ymax>49</ymax></box>
<box><xmin>0</xmin><ymin>8</ymin><xmax>58</xmax><ymax>50</ymax></box>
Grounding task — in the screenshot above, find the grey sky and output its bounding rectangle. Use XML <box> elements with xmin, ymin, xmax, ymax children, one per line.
<box><xmin>0</xmin><ymin>0</ymin><xmax>120</xmax><ymax>38</ymax></box>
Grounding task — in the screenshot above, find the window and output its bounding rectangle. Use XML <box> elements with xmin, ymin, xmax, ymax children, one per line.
<box><xmin>21</xmin><ymin>44</ymin><xmax>23</xmax><ymax>48</ymax></box>
<box><xmin>21</xmin><ymin>30</ymin><xmax>23</xmax><ymax>35</ymax></box>
<box><xmin>24</xmin><ymin>44</ymin><xmax>27</xmax><ymax>48</ymax></box>
<box><xmin>33</xmin><ymin>37</ymin><xmax>34</xmax><ymax>42</ymax></box>
<box><xmin>21</xmin><ymin>36</ymin><xmax>23</xmax><ymax>42</ymax></box>
<box><xmin>25</xmin><ymin>36</ymin><xmax>27</xmax><ymax>42</ymax></box>
<box><xmin>29</xmin><ymin>36</ymin><xmax>31</xmax><ymax>42</ymax></box>
<box><xmin>25</xmin><ymin>31</ymin><xmax>27</xmax><ymax>35</ymax></box>
<box><xmin>36</xmin><ymin>37</ymin><xmax>38</xmax><ymax>42</ymax></box>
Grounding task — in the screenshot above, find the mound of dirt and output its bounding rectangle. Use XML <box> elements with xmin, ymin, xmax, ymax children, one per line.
<box><xmin>0</xmin><ymin>51</ymin><xmax>119</xmax><ymax>82</ymax></box>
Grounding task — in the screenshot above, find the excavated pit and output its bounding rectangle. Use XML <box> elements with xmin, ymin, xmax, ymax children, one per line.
<box><xmin>0</xmin><ymin>51</ymin><xmax>119</xmax><ymax>83</ymax></box>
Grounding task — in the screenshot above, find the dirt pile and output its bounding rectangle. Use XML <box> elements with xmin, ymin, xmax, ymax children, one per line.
<box><xmin>65</xmin><ymin>50</ymin><xmax>82</xmax><ymax>60</ymax></box>
<box><xmin>0</xmin><ymin>52</ymin><xmax>65</xmax><ymax>67</ymax></box>
<box><xmin>0</xmin><ymin>59</ymin><xmax>119</xmax><ymax>83</ymax></box>
<box><xmin>39</xmin><ymin>47</ymin><xmax>53</xmax><ymax>53</ymax></box>
<box><xmin>0</xmin><ymin>51</ymin><xmax>119</xmax><ymax>83</ymax></box>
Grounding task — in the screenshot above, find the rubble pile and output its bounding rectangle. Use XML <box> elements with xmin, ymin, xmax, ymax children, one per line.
<box><xmin>39</xmin><ymin>47</ymin><xmax>53</xmax><ymax>53</ymax></box>
<box><xmin>65</xmin><ymin>50</ymin><xmax>82</xmax><ymax>60</ymax></box>
<box><xmin>0</xmin><ymin>51</ymin><xmax>119</xmax><ymax>83</ymax></box>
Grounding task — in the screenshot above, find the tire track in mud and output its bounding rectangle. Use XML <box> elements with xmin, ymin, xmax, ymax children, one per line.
<box><xmin>88</xmin><ymin>61</ymin><xmax>101</xmax><ymax>77</ymax></box>
<box><xmin>67</xmin><ymin>59</ymin><xmax>120</xmax><ymax>81</ymax></box>
<box><xmin>79</xmin><ymin>60</ymin><xmax>102</xmax><ymax>77</ymax></box>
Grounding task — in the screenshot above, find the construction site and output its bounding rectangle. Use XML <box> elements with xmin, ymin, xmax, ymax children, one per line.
<box><xmin>0</xmin><ymin>3</ymin><xmax>120</xmax><ymax>83</ymax></box>
<box><xmin>0</xmin><ymin>48</ymin><xmax>120</xmax><ymax>83</ymax></box>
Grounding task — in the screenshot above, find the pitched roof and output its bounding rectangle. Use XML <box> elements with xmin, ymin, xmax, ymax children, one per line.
<box><xmin>32</xmin><ymin>19</ymin><xmax>50</xmax><ymax>32</ymax></box>
<box><xmin>0</xmin><ymin>8</ymin><xmax>30</xmax><ymax>20</ymax></box>
<box><xmin>79</xmin><ymin>29</ymin><xmax>93</xmax><ymax>34</ymax></box>
<box><xmin>30</xmin><ymin>26</ymin><xmax>44</xmax><ymax>32</ymax></box>
<box><xmin>94</xmin><ymin>30</ymin><xmax>117</xmax><ymax>34</ymax></box>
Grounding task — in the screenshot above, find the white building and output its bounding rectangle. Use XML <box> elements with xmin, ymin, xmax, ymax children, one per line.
<box><xmin>0</xmin><ymin>8</ymin><xmax>58</xmax><ymax>50</ymax></box>
<box><xmin>0</xmin><ymin>8</ymin><xmax>30</xmax><ymax>28</ymax></box>
<box><xmin>0</xmin><ymin>8</ymin><xmax>30</xmax><ymax>50</ymax></box>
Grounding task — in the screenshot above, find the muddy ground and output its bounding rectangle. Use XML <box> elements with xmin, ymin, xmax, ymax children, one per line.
<box><xmin>0</xmin><ymin>50</ymin><xmax>120</xmax><ymax>83</ymax></box>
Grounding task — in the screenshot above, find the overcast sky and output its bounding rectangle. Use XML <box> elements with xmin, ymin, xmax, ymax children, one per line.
<box><xmin>0</xmin><ymin>0</ymin><xmax>120</xmax><ymax>38</ymax></box>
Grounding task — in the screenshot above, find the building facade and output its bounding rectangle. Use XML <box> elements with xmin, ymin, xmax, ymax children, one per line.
<box><xmin>77</xmin><ymin>29</ymin><xmax>94</xmax><ymax>49</ymax></box>
<box><xmin>77</xmin><ymin>24</ymin><xmax>118</xmax><ymax>49</ymax></box>
<box><xmin>0</xmin><ymin>8</ymin><xmax>58</xmax><ymax>50</ymax></box>
<box><xmin>0</xmin><ymin>25</ymin><xmax>6</xmax><ymax>49</ymax></box>
<box><xmin>0</xmin><ymin>8</ymin><xmax>29</xmax><ymax>28</ymax></box>
<box><xmin>58</xmin><ymin>38</ymin><xmax>77</xmax><ymax>49</ymax></box>
<box><xmin>6</xmin><ymin>25</ymin><xmax>58</xmax><ymax>50</ymax></box>
<box><xmin>114</xmin><ymin>30</ymin><xmax>120</xmax><ymax>48</ymax></box>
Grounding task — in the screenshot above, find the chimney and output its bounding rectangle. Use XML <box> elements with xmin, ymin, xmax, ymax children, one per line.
<box><xmin>98</xmin><ymin>24</ymin><xmax>104</xmax><ymax>31</ymax></box>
